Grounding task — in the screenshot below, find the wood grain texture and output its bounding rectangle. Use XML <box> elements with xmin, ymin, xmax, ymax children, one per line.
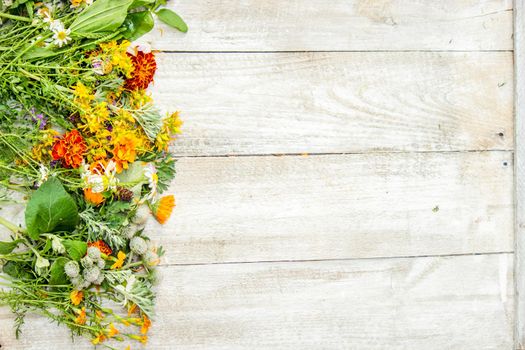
<box><xmin>139</xmin><ymin>151</ymin><xmax>514</xmax><ymax>264</ymax></box>
<box><xmin>514</xmin><ymin>0</ymin><xmax>524</xmax><ymax>348</ymax></box>
<box><xmin>141</xmin><ymin>0</ymin><xmax>513</xmax><ymax>51</ymax></box>
<box><xmin>0</xmin><ymin>254</ymin><xmax>514</xmax><ymax>349</ymax></box>
<box><xmin>151</xmin><ymin>52</ymin><xmax>513</xmax><ymax>156</ymax></box>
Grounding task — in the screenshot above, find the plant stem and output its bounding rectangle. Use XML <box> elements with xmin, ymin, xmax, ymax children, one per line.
<box><xmin>0</xmin><ymin>12</ymin><xmax>32</xmax><ymax>23</ymax></box>
<box><xmin>0</xmin><ymin>216</ymin><xmax>20</xmax><ymax>234</ymax></box>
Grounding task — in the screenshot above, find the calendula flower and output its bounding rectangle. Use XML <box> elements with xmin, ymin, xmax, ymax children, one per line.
<box><xmin>111</xmin><ymin>251</ymin><xmax>126</xmax><ymax>270</ymax></box>
<box><xmin>88</xmin><ymin>240</ymin><xmax>113</xmax><ymax>256</ymax></box>
<box><xmin>84</xmin><ymin>188</ymin><xmax>105</xmax><ymax>206</ymax></box>
<box><xmin>51</xmin><ymin>130</ymin><xmax>86</xmax><ymax>168</ymax></box>
<box><xmin>152</xmin><ymin>195</ymin><xmax>175</xmax><ymax>224</ymax></box>
<box><xmin>70</xmin><ymin>290</ymin><xmax>83</xmax><ymax>305</ymax></box>
<box><xmin>52</xmin><ymin>26</ymin><xmax>71</xmax><ymax>47</ymax></box>
<box><xmin>140</xmin><ymin>315</ymin><xmax>151</xmax><ymax>335</ymax></box>
<box><xmin>125</xmin><ymin>50</ymin><xmax>157</xmax><ymax>90</ymax></box>
<box><xmin>75</xmin><ymin>307</ymin><xmax>86</xmax><ymax>325</ymax></box>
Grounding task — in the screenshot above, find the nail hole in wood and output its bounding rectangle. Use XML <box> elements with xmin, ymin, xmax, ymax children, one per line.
<box><xmin>498</xmin><ymin>132</ymin><xmax>504</xmax><ymax>137</ymax></box>
<box><xmin>503</xmin><ymin>161</ymin><xmax>508</xmax><ymax>167</ymax></box>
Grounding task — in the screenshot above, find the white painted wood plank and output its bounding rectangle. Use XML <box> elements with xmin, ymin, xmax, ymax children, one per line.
<box><xmin>152</xmin><ymin>52</ymin><xmax>513</xmax><ymax>156</ymax></box>
<box><xmin>514</xmin><ymin>0</ymin><xmax>525</xmax><ymax>348</ymax></box>
<box><xmin>141</xmin><ymin>151</ymin><xmax>514</xmax><ymax>264</ymax></box>
<box><xmin>142</xmin><ymin>0</ymin><xmax>513</xmax><ymax>51</ymax></box>
<box><xmin>0</xmin><ymin>254</ymin><xmax>514</xmax><ymax>349</ymax></box>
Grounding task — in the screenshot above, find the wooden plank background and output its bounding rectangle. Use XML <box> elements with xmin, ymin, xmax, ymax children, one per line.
<box><xmin>0</xmin><ymin>0</ymin><xmax>517</xmax><ymax>349</ymax></box>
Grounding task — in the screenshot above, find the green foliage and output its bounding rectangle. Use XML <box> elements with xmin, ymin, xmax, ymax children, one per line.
<box><xmin>70</xmin><ymin>0</ymin><xmax>134</xmax><ymax>36</ymax></box>
<box><xmin>123</xmin><ymin>10</ymin><xmax>155</xmax><ymax>41</ymax></box>
<box><xmin>0</xmin><ymin>240</ymin><xmax>22</xmax><ymax>254</ymax></box>
<box><xmin>49</xmin><ymin>257</ymin><xmax>69</xmax><ymax>285</ymax></box>
<box><xmin>25</xmin><ymin>178</ymin><xmax>79</xmax><ymax>240</ymax></box>
<box><xmin>62</xmin><ymin>240</ymin><xmax>87</xmax><ymax>261</ymax></box>
<box><xmin>156</xmin><ymin>8</ymin><xmax>188</xmax><ymax>33</ymax></box>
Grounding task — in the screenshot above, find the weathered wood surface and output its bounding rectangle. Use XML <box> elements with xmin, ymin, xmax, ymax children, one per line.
<box><xmin>151</xmin><ymin>52</ymin><xmax>513</xmax><ymax>156</ymax></box>
<box><xmin>140</xmin><ymin>152</ymin><xmax>513</xmax><ymax>264</ymax></box>
<box><xmin>141</xmin><ymin>0</ymin><xmax>513</xmax><ymax>51</ymax></box>
<box><xmin>0</xmin><ymin>254</ymin><xmax>514</xmax><ymax>349</ymax></box>
<box><xmin>514</xmin><ymin>0</ymin><xmax>525</xmax><ymax>348</ymax></box>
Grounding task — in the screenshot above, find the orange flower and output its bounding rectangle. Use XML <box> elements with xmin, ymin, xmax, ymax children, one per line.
<box><xmin>111</xmin><ymin>251</ymin><xmax>126</xmax><ymax>269</ymax></box>
<box><xmin>51</xmin><ymin>130</ymin><xmax>86</xmax><ymax>168</ymax></box>
<box><xmin>91</xmin><ymin>332</ymin><xmax>106</xmax><ymax>345</ymax></box>
<box><xmin>124</xmin><ymin>51</ymin><xmax>156</xmax><ymax>90</ymax></box>
<box><xmin>84</xmin><ymin>188</ymin><xmax>105</xmax><ymax>206</ymax></box>
<box><xmin>152</xmin><ymin>195</ymin><xmax>175</xmax><ymax>224</ymax></box>
<box><xmin>70</xmin><ymin>290</ymin><xmax>83</xmax><ymax>306</ymax></box>
<box><xmin>107</xmin><ymin>323</ymin><xmax>119</xmax><ymax>337</ymax></box>
<box><xmin>140</xmin><ymin>315</ymin><xmax>151</xmax><ymax>335</ymax></box>
<box><xmin>88</xmin><ymin>240</ymin><xmax>113</xmax><ymax>256</ymax></box>
<box><xmin>112</xmin><ymin>135</ymin><xmax>137</xmax><ymax>173</ymax></box>
<box><xmin>74</xmin><ymin>307</ymin><xmax>86</xmax><ymax>325</ymax></box>
<box><xmin>95</xmin><ymin>310</ymin><xmax>105</xmax><ymax>320</ymax></box>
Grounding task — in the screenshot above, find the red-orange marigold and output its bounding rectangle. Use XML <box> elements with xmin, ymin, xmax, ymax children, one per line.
<box><xmin>124</xmin><ymin>51</ymin><xmax>156</xmax><ymax>90</ymax></box>
<box><xmin>51</xmin><ymin>130</ymin><xmax>86</xmax><ymax>168</ymax></box>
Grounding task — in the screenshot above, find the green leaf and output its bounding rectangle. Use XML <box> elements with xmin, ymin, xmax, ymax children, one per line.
<box><xmin>123</xmin><ymin>10</ymin><xmax>155</xmax><ymax>41</ymax></box>
<box><xmin>155</xmin><ymin>9</ymin><xmax>188</xmax><ymax>33</ymax></box>
<box><xmin>0</xmin><ymin>240</ymin><xmax>22</xmax><ymax>254</ymax></box>
<box><xmin>3</xmin><ymin>261</ymin><xmax>31</xmax><ymax>279</ymax></box>
<box><xmin>130</xmin><ymin>0</ymin><xmax>155</xmax><ymax>10</ymax></box>
<box><xmin>24</xmin><ymin>177</ymin><xmax>79</xmax><ymax>240</ymax></box>
<box><xmin>49</xmin><ymin>258</ymin><xmax>69</xmax><ymax>285</ymax></box>
<box><xmin>62</xmin><ymin>240</ymin><xmax>87</xmax><ymax>261</ymax></box>
<box><xmin>70</xmin><ymin>0</ymin><xmax>134</xmax><ymax>37</ymax></box>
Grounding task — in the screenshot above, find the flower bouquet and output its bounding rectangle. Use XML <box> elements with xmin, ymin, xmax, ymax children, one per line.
<box><xmin>0</xmin><ymin>0</ymin><xmax>186</xmax><ymax>347</ymax></box>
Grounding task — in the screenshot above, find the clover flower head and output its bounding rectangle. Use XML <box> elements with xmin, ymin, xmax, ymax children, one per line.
<box><xmin>130</xmin><ymin>236</ymin><xmax>148</xmax><ymax>255</ymax></box>
<box><xmin>87</xmin><ymin>246</ymin><xmax>101</xmax><ymax>260</ymax></box>
<box><xmin>83</xmin><ymin>266</ymin><xmax>101</xmax><ymax>283</ymax></box>
<box><xmin>81</xmin><ymin>255</ymin><xmax>94</xmax><ymax>268</ymax></box>
<box><xmin>65</xmin><ymin>261</ymin><xmax>80</xmax><ymax>278</ymax></box>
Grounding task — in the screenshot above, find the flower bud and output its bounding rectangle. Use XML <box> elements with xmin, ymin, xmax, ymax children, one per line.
<box><xmin>130</xmin><ymin>236</ymin><xmax>147</xmax><ymax>255</ymax></box>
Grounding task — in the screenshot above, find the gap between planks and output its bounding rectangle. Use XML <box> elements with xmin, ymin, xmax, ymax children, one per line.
<box><xmin>158</xmin><ymin>50</ymin><xmax>514</xmax><ymax>54</ymax></box>
<box><xmin>162</xmin><ymin>250</ymin><xmax>515</xmax><ymax>267</ymax></box>
<box><xmin>171</xmin><ymin>148</ymin><xmax>514</xmax><ymax>159</ymax></box>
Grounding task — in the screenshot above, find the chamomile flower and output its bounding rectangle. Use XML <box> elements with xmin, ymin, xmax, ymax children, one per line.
<box><xmin>144</xmin><ymin>163</ymin><xmax>158</xmax><ymax>200</ymax></box>
<box><xmin>52</xmin><ymin>26</ymin><xmax>71</xmax><ymax>48</ymax></box>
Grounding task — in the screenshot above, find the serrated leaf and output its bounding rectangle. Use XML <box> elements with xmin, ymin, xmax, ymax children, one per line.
<box><xmin>0</xmin><ymin>240</ymin><xmax>22</xmax><ymax>254</ymax></box>
<box><xmin>24</xmin><ymin>177</ymin><xmax>79</xmax><ymax>240</ymax></box>
<box><xmin>49</xmin><ymin>258</ymin><xmax>69</xmax><ymax>285</ymax></box>
<box><xmin>123</xmin><ymin>10</ymin><xmax>155</xmax><ymax>41</ymax></box>
<box><xmin>70</xmin><ymin>0</ymin><xmax>134</xmax><ymax>36</ymax></box>
<box><xmin>62</xmin><ymin>240</ymin><xmax>87</xmax><ymax>261</ymax></box>
<box><xmin>156</xmin><ymin>9</ymin><xmax>188</xmax><ymax>33</ymax></box>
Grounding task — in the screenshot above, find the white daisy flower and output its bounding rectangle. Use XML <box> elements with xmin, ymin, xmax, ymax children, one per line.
<box><xmin>144</xmin><ymin>163</ymin><xmax>158</xmax><ymax>200</ymax></box>
<box><xmin>52</xmin><ymin>26</ymin><xmax>71</xmax><ymax>48</ymax></box>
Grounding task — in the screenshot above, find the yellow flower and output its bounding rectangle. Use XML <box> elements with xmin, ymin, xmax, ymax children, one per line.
<box><xmin>130</xmin><ymin>334</ymin><xmax>148</xmax><ymax>344</ymax></box>
<box><xmin>91</xmin><ymin>332</ymin><xmax>106</xmax><ymax>345</ymax></box>
<box><xmin>111</xmin><ymin>251</ymin><xmax>126</xmax><ymax>269</ymax></box>
<box><xmin>98</xmin><ymin>40</ymin><xmax>134</xmax><ymax>77</ymax></box>
<box><xmin>107</xmin><ymin>323</ymin><xmax>119</xmax><ymax>338</ymax></box>
<box><xmin>32</xmin><ymin>129</ymin><xmax>59</xmax><ymax>162</ymax></box>
<box><xmin>74</xmin><ymin>307</ymin><xmax>86</xmax><ymax>325</ymax></box>
<box><xmin>155</xmin><ymin>112</ymin><xmax>182</xmax><ymax>151</ymax></box>
<box><xmin>70</xmin><ymin>290</ymin><xmax>83</xmax><ymax>306</ymax></box>
<box><xmin>127</xmin><ymin>303</ymin><xmax>138</xmax><ymax>316</ymax></box>
<box><xmin>112</xmin><ymin>134</ymin><xmax>138</xmax><ymax>173</ymax></box>
<box><xmin>72</xmin><ymin>82</ymin><xmax>94</xmax><ymax>108</ymax></box>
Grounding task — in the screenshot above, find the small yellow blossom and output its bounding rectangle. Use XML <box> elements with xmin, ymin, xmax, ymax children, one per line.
<box><xmin>111</xmin><ymin>251</ymin><xmax>126</xmax><ymax>269</ymax></box>
<box><xmin>70</xmin><ymin>290</ymin><xmax>83</xmax><ymax>306</ymax></box>
<box><xmin>74</xmin><ymin>307</ymin><xmax>86</xmax><ymax>325</ymax></box>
